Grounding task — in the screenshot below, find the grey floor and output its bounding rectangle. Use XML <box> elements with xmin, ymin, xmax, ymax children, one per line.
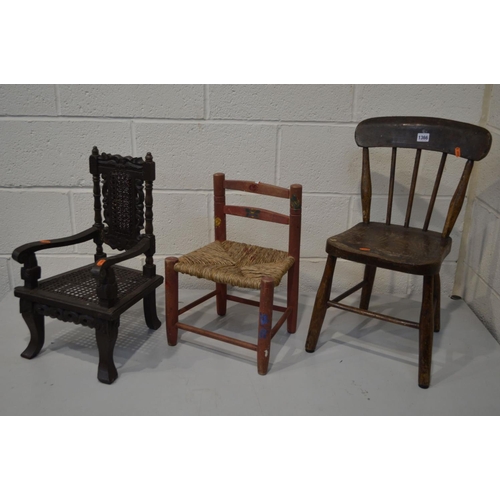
<box><xmin>1</xmin><ymin>287</ymin><xmax>500</xmax><ymax>415</ymax></box>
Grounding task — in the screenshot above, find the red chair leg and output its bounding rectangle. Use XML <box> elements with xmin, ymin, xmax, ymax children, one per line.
<box><xmin>418</xmin><ymin>275</ymin><xmax>435</xmax><ymax>388</ymax></box>
<box><xmin>305</xmin><ymin>255</ymin><xmax>337</xmax><ymax>353</ymax></box>
<box><xmin>165</xmin><ymin>257</ymin><xmax>179</xmax><ymax>346</ymax></box>
<box><xmin>257</xmin><ymin>276</ymin><xmax>274</xmax><ymax>375</ymax></box>
<box><xmin>216</xmin><ymin>283</ymin><xmax>227</xmax><ymax>316</ymax></box>
<box><xmin>287</xmin><ymin>262</ymin><xmax>299</xmax><ymax>333</ymax></box>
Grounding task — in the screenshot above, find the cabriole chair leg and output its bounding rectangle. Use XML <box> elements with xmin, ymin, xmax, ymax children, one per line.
<box><xmin>20</xmin><ymin>299</ymin><xmax>45</xmax><ymax>360</ymax></box>
<box><xmin>143</xmin><ymin>290</ymin><xmax>161</xmax><ymax>330</ymax></box>
<box><xmin>95</xmin><ymin>319</ymin><xmax>119</xmax><ymax>385</ymax></box>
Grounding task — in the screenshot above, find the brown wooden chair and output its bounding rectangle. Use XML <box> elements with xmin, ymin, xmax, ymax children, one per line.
<box><xmin>12</xmin><ymin>147</ymin><xmax>163</xmax><ymax>384</ymax></box>
<box><xmin>165</xmin><ymin>173</ymin><xmax>302</xmax><ymax>374</ymax></box>
<box><xmin>305</xmin><ymin>116</ymin><xmax>492</xmax><ymax>388</ymax></box>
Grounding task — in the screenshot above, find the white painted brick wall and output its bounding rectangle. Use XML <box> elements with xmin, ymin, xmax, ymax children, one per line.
<box><xmin>461</xmin><ymin>85</ymin><xmax>500</xmax><ymax>341</ymax></box>
<box><xmin>0</xmin><ymin>84</ymin><xmax>489</xmax><ymax>309</ymax></box>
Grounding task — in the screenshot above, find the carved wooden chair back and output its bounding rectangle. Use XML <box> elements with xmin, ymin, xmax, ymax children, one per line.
<box><xmin>89</xmin><ymin>147</ymin><xmax>156</xmax><ymax>253</ymax></box>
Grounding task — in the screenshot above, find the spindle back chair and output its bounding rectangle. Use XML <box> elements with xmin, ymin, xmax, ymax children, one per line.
<box><xmin>166</xmin><ymin>173</ymin><xmax>302</xmax><ymax>375</ymax></box>
<box><xmin>305</xmin><ymin>116</ymin><xmax>492</xmax><ymax>388</ymax></box>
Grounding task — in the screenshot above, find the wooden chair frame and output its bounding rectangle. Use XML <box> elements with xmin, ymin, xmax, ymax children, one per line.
<box><xmin>305</xmin><ymin>117</ymin><xmax>492</xmax><ymax>388</ymax></box>
<box><xmin>12</xmin><ymin>147</ymin><xmax>163</xmax><ymax>384</ymax></box>
<box><xmin>165</xmin><ymin>173</ymin><xmax>302</xmax><ymax>374</ymax></box>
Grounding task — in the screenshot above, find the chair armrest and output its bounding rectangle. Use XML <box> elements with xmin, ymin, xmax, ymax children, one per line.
<box><xmin>91</xmin><ymin>237</ymin><xmax>151</xmax><ymax>278</ymax></box>
<box><xmin>12</xmin><ymin>227</ymin><xmax>100</xmax><ymax>264</ymax></box>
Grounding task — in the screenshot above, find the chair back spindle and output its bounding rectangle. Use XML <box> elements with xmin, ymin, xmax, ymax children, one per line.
<box><xmin>355</xmin><ymin>116</ymin><xmax>492</xmax><ymax>237</ymax></box>
<box><xmin>386</xmin><ymin>147</ymin><xmax>397</xmax><ymax>225</ymax></box>
<box><xmin>423</xmin><ymin>152</ymin><xmax>447</xmax><ymax>231</ymax></box>
<box><xmin>361</xmin><ymin>147</ymin><xmax>371</xmax><ymax>223</ymax></box>
<box><xmin>404</xmin><ymin>148</ymin><xmax>422</xmax><ymax>228</ymax></box>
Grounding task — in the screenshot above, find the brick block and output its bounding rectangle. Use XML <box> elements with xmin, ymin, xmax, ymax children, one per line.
<box><xmin>474</xmin><ymin>130</ymin><xmax>500</xmax><ymax>213</ymax></box>
<box><xmin>59</xmin><ymin>85</ymin><xmax>204</xmax><ymax>119</ymax></box>
<box><xmin>209</xmin><ymin>84</ymin><xmax>353</xmax><ymax>121</ymax></box>
<box><xmin>464</xmin><ymin>265</ymin><xmax>500</xmax><ymax>342</ymax></box>
<box><xmin>0</xmin><ymin>121</ymin><xmax>132</xmax><ymax>187</ymax></box>
<box><xmin>355</xmin><ymin>84</ymin><xmax>484</xmax><ymax>122</ymax></box>
<box><xmin>466</xmin><ymin>202</ymin><xmax>500</xmax><ymax>293</ymax></box>
<box><xmin>280</xmin><ymin>125</ymin><xmax>358</xmax><ymax>193</ymax></box>
<box><xmin>0</xmin><ymin>258</ymin><xmax>10</xmax><ymax>300</ymax></box>
<box><xmin>0</xmin><ymin>85</ymin><xmax>56</xmax><ymax>116</ymax></box>
<box><xmin>152</xmin><ymin>192</ymin><xmax>210</xmax><ymax>255</ymax></box>
<box><xmin>0</xmin><ymin>190</ymin><xmax>73</xmax><ymax>254</ymax></box>
<box><xmin>135</xmin><ymin>123</ymin><xmax>277</xmax><ymax>190</ymax></box>
<box><xmin>301</xmin><ymin>195</ymin><xmax>350</xmax><ymax>257</ymax></box>
<box><xmin>487</xmin><ymin>85</ymin><xmax>500</xmax><ymax>129</ymax></box>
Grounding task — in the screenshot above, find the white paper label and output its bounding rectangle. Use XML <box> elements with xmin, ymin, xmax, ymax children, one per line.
<box><xmin>417</xmin><ymin>133</ymin><xmax>430</xmax><ymax>142</ymax></box>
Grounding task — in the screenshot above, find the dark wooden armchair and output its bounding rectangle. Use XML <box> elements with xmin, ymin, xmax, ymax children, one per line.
<box><xmin>12</xmin><ymin>147</ymin><xmax>163</xmax><ymax>384</ymax></box>
<box><xmin>165</xmin><ymin>173</ymin><xmax>302</xmax><ymax>375</ymax></box>
<box><xmin>305</xmin><ymin>117</ymin><xmax>492</xmax><ymax>388</ymax></box>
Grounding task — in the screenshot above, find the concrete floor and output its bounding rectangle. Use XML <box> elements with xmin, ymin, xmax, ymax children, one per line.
<box><xmin>1</xmin><ymin>287</ymin><xmax>500</xmax><ymax>415</ymax></box>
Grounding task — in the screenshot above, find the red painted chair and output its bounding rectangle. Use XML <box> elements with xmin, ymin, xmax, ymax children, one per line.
<box><xmin>165</xmin><ymin>173</ymin><xmax>302</xmax><ymax>374</ymax></box>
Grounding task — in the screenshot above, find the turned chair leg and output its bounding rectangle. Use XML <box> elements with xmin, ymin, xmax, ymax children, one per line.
<box><xmin>165</xmin><ymin>257</ymin><xmax>179</xmax><ymax>346</ymax></box>
<box><xmin>433</xmin><ymin>273</ymin><xmax>441</xmax><ymax>333</ymax></box>
<box><xmin>143</xmin><ymin>289</ymin><xmax>161</xmax><ymax>330</ymax></box>
<box><xmin>95</xmin><ymin>319</ymin><xmax>119</xmax><ymax>384</ymax></box>
<box><xmin>359</xmin><ymin>265</ymin><xmax>377</xmax><ymax>310</ymax></box>
<box><xmin>20</xmin><ymin>299</ymin><xmax>45</xmax><ymax>360</ymax></box>
<box><xmin>287</xmin><ymin>262</ymin><xmax>299</xmax><ymax>333</ymax></box>
<box><xmin>305</xmin><ymin>255</ymin><xmax>337</xmax><ymax>353</ymax></box>
<box><xmin>216</xmin><ymin>283</ymin><xmax>227</xmax><ymax>316</ymax></box>
<box><xmin>418</xmin><ymin>275</ymin><xmax>435</xmax><ymax>389</ymax></box>
<box><xmin>257</xmin><ymin>276</ymin><xmax>274</xmax><ymax>375</ymax></box>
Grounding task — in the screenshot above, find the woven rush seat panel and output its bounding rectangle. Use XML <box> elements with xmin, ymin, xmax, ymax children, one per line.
<box><xmin>37</xmin><ymin>264</ymin><xmax>152</xmax><ymax>304</ymax></box>
<box><xmin>174</xmin><ymin>240</ymin><xmax>295</xmax><ymax>289</ymax></box>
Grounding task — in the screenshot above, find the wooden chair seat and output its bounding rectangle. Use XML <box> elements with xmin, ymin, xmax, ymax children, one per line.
<box><xmin>174</xmin><ymin>240</ymin><xmax>295</xmax><ymax>289</ymax></box>
<box><xmin>326</xmin><ymin>222</ymin><xmax>452</xmax><ymax>275</ymax></box>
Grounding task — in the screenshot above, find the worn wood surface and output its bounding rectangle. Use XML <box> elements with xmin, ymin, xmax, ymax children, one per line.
<box><xmin>307</xmin><ymin>116</ymin><xmax>492</xmax><ymax>388</ymax></box>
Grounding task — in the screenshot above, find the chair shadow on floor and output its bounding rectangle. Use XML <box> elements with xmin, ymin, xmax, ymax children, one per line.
<box><xmin>170</xmin><ymin>288</ymin><xmax>309</xmax><ymax>373</ymax></box>
<box><xmin>28</xmin><ymin>300</ymin><xmax>167</xmax><ymax>377</ymax></box>
<box><xmin>316</xmin><ymin>294</ymin><xmax>481</xmax><ymax>386</ymax></box>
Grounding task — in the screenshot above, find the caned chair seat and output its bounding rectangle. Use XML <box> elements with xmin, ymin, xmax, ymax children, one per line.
<box><xmin>14</xmin><ymin>264</ymin><xmax>161</xmax><ymax>313</ymax></box>
<box><xmin>326</xmin><ymin>222</ymin><xmax>452</xmax><ymax>275</ymax></box>
<box><xmin>174</xmin><ymin>240</ymin><xmax>295</xmax><ymax>289</ymax></box>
